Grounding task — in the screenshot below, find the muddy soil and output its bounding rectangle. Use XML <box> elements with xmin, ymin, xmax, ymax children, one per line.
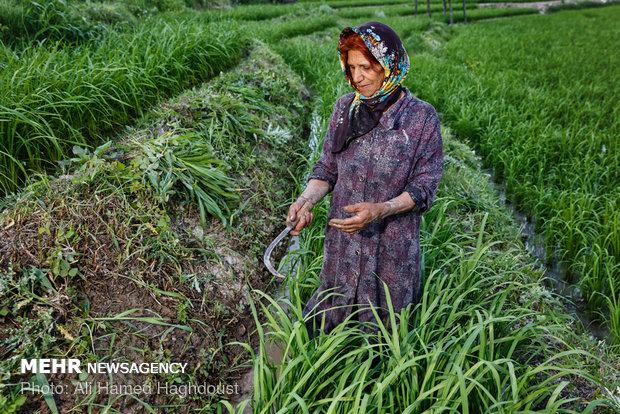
<box><xmin>0</xmin><ymin>179</ymin><xmax>289</xmax><ymax>413</ymax></box>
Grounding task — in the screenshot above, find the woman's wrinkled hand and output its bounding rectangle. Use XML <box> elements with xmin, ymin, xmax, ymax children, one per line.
<box><xmin>328</xmin><ymin>202</ymin><xmax>386</xmax><ymax>233</ymax></box>
<box><xmin>288</xmin><ymin>198</ymin><xmax>314</xmax><ymax>236</ymax></box>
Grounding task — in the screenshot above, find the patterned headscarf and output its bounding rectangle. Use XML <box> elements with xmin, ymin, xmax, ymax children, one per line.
<box><xmin>332</xmin><ymin>21</ymin><xmax>410</xmax><ymax>153</ymax></box>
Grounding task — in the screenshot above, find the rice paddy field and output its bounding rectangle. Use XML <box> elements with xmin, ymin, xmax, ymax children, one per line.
<box><xmin>0</xmin><ymin>0</ymin><xmax>619</xmax><ymax>413</ymax></box>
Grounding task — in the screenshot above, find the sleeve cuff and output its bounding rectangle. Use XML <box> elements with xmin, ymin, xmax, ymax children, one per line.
<box><xmin>406</xmin><ymin>186</ymin><xmax>427</xmax><ymax>214</ymax></box>
<box><xmin>308</xmin><ymin>169</ymin><xmax>336</xmax><ymax>192</ymax></box>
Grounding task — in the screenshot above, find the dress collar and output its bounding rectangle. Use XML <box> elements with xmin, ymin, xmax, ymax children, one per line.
<box><xmin>379</xmin><ymin>87</ymin><xmax>412</xmax><ymax>130</ymax></box>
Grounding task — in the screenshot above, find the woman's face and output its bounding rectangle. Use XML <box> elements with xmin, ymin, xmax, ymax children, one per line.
<box><xmin>347</xmin><ymin>49</ymin><xmax>385</xmax><ymax>97</ymax></box>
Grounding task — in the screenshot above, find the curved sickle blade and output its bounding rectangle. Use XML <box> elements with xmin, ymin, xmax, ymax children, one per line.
<box><xmin>263</xmin><ymin>226</ymin><xmax>292</xmax><ymax>279</ymax></box>
<box><xmin>263</xmin><ymin>201</ymin><xmax>313</xmax><ymax>279</ymax></box>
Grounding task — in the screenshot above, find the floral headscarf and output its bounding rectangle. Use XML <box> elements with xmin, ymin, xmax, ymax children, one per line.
<box><xmin>332</xmin><ymin>21</ymin><xmax>410</xmax><ymax>153</ymax></box>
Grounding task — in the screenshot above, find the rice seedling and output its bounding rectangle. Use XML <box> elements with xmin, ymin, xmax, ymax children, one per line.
<box><xmin>0</xmin><ymin>16</ymin><xmax>244</xmax><ymax>194</ymax></box>
<box><xmin>1</xmin><ymin>0</ymin><xmax>145</xmax><ymax>48</ymax></box>
<box><xmin>405</xmin><ymin>5</ymin><xmax>620</xmax><ymax>341</ymax></box>
<box><xmin>315</xmin><ymin>0</ymin><xmax>420</xmax><ymax>8</ymax></box>
<box><xmin>445</xmin><ymin>6</ymin><xmax>540</xmax><ymax>22</ymax></box>
<box><xmin>0</xmin><ymin>0</ymin><xmax>33</xmax><ymax>45</ymax></box>
<box><xmin>242</xmin><ymin>13</ymin><xmax>339</xmax><ymax>44</ymax></box>
<box><xmin>0</xmin><ymin>0</ymin><xmax>109</xmax><ymax>45</ymax></box>
<box><xmin>596</xmin><ymin>276</ymin><xmax>620</xmax><ymax>345</ymax></box>
<box><xmin>335</xmin><ymin>4</ymin><xmax>445</xmax><ymax>19</ymax></box>
<box><xmin>240</xmin><ymin>190</ymin><xmax>610</xmax><ymax>412</ymax></box>
<box><xmin>208</xmin><ymin>2</ymin><xmax>312</xmax><ymax>21</ymax></box>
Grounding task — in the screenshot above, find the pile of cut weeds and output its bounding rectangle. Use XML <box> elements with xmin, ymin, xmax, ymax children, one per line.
<box><xmin>0</xmin><ymin>42</ymin><xmax>310</xmax><ymax>413</ymax></box>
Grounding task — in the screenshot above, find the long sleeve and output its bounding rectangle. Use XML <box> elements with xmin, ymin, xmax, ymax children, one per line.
<box><xmin>405</xmin><ymin>105</ymin><xmax>443</xmax><ymax>214</ymax></box>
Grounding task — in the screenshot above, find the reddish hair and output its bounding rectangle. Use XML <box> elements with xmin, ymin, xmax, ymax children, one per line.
<box><xmin>338</xmin><ymin>33</ymin><xmax>383</xmax><ymax>82</ymax></box>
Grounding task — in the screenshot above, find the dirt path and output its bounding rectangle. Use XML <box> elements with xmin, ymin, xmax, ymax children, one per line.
<box><xmin>477</xmin><ymin>0</ymin><xmax>610</xmax><ymax>14</ymax></box>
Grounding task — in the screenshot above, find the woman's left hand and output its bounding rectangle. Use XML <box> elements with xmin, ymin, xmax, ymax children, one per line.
<box><xmin>328</xmin><ymin>202</ymin><xmax>386</xmax><ymax>233</ymax></box>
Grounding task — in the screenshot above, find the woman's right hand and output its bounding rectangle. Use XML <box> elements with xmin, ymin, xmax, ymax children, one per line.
<box><xmin>288</xmin><ymin>198</ymin><xmax>314</xmax><ymax>236</ymax></box>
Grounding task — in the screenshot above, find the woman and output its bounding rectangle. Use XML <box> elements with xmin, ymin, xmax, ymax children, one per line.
<box><xmin>288</xmin><ymin>21</ymin><xmax>443</xmax><ymax>338</ymax></box>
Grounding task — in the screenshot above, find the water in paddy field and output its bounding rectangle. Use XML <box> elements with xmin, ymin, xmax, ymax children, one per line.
<box><xmin>486</xmin><ymin>168</ymin><xmax>610</xmax><ymax>342</ymax></box>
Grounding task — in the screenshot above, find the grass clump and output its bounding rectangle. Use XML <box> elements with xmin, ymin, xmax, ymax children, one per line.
<box><xmin>0</xmin><ymin>0</ymin><xmax>203</xmax><ymax>46</ymax></box>
<box><xmin>0</xmin><ymin>0</ymin><xmax>108</xmax><ymax>46</ymax></box>
<box><xmin>127</xmin><ymin>132</ymin><xmax>240</xmax><ymax>226</ymax></box>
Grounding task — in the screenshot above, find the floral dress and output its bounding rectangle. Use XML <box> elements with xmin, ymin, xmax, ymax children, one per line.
<box><xmin>303</xmin><ymin>87</ymin><xmax>443</xmax><ymax>337</ymax></box>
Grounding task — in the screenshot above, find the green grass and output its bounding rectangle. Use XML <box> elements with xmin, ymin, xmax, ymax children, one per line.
<box><xmin>548</xmin><ymin>1</ymin><xmax>619</xmax><ymax>13</ymax></box>
<box><xmin>242</xmin><ymin>12</ymin><xmax>339</xmax><ymax>44</ymax></box>
<box><xmin>0</xmin><ymin>15</ymin><xmax>244</xmax><ymax>194</ymax></box>
<box><xmin>245</xmin><ymin>249</ymin><xmax>608</xmax><ymax>412</ymax></box>
<box><xmin>205</xmin><ymin>2</ymin><xmax>313</xmax><ymax>21</ymax></box>
<box><xmin>404</xmin><ymin>5</ymin><xmax>620</xmax><ymax>341</ymax></box>
<box><xmin>0</xmin><ymin>0</ymin><xmax>554</xmax><ymax>197</ymax></box>
<box><xmin>0</xmin><ymin>0</ymin><xmax>141</xmax><ymax>46</ymax></box>
<box><xmin>314</xmin><ymin>0</ymin><xmax>423</xmax><ymax>7</ymax></box>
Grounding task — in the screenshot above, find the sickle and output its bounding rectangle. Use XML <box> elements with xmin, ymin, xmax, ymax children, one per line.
<box><xmin>263</xmin><ymin>201</ymin><xmax>313</xmax><ymax>279</ymax></box>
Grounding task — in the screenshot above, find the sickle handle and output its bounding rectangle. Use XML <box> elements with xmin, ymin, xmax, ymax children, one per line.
<box><xmin>287</xmin><ymin>200</ymin><xmax>313</xmax><ymax>229</ymax></box>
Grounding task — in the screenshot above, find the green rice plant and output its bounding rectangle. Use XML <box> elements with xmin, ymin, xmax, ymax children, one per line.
<box><xmin>333</xmin><ymin>6</ymin><xmax>379</xmax><ymax>19</ymax></box>
<box><xmin>243</xmin><ymin>13</ymin><xmax>339</xmax><ymax>44</ymax></box>
<box><xmin>7</xmin><ymin>0</ymin><xmax>109</xmax><ymax>44</ymax></box>
<box><xmin>444</xmin><ymin>6</ymin><xmax>539</xmax><ymax>22</ymax></box>
<box><xmin>213</xmin><ymin>2</ymin><xmax>312</xmax><ymax>21</ymax></box>
<box><xmin>245</xmin><ymin>126</ymin><xmax>614</xmax><ymax>407</ymax></box>
<box><xmin>387</xmin><ymin>4</ymin><xmax>447</xmax><ymax>16</ymax></box>
<box><xmin>595</xmin><ymin>275</ymin><xmax>620</xmax><ymax>345</ymax></box>
<box><xmin>405</xmin><ymin>5</ymin><xmax>620</xmax><ymax>340</ymax></box>
<box><xmin>242</xmin><ymin>240</ymin><xmax>606</xmax><ymax>412</ymax></box>
<box><xmin>320</xmin><ymin>0</ymin><xmax>416</xmax><ymax>8</ymax></box>
<box><xmin>0</xmin><ymin>16</ymin><xmax>243</xmax><ymax>194</ymax></box>
<box><xmin>119</xmin><ymin>0</ymin><xmax>187</xmax><ymax>14</ymax></box>
<box><xmin>335</xmin><ymin>3</ymin><xmax>448</xmax><ymax>20</ymax></box>
<box><xmin>1</xmin><ymin>0</ymin><xmax>141</xmax><ymax>46</ymax></box>
<box><xmin>81</xmin><ymin>1</ymin><xmax>137</xmax><ymax>27</ymax></box>
<box><xmin>0</xmin><ymin>0</ymin><xmax>32</xmax><ymax>45</ymax></box>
